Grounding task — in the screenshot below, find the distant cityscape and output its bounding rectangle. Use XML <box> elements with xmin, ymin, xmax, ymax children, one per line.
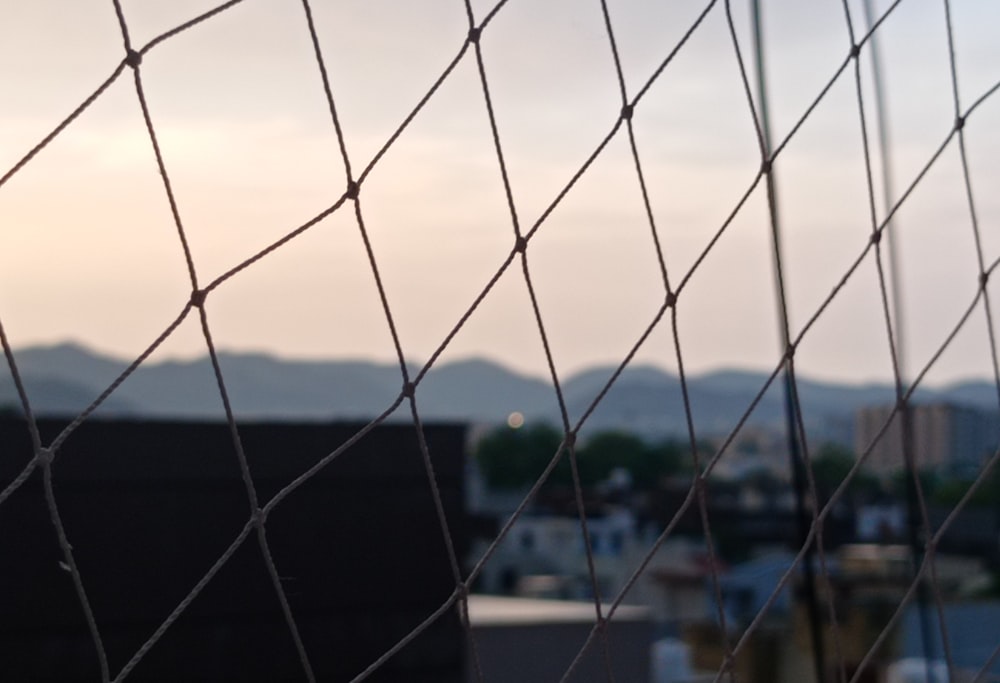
<box><xmin>466</xmin><ymin>407</ymin><xmax>1000</xmax><ymax>682</ymax></box>
<box><xmin>3</xmin><ymin>343</ymin><xmax>999</xmax><ymax>681</ymax></box>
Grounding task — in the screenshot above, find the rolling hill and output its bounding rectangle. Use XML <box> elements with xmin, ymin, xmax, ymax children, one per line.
<box><xmin>2</xmin><ymin>342</ymin><xmax>995</xmax><ymax>443</ymax></box>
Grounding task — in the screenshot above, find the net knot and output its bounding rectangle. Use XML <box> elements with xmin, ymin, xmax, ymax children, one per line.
<box><xmin>564</xmin><ymin>431</ymin><xmax>577</xmax><ymax>449</ymax></box>
<box><xmin>251</xmin><ymin>508</ymin><xmax>267</xmax><ymax>528</ymax></box>
<box><xmin>954</xmin><ymin>115</ymin><xmax>965</xmax><ymax>131</ymax></box>
<box><xmin>980</xmin><ymin>271</ymin><xmax>990</xmax><ymax>289</ymax></box>
<box><xmin>849</xmin><ymin>43</ymin><xmax>861</xmax><ymax>60</ymax></box>
<box><xmin>665</xmin><ymin>291</ymin><xmax>677</xmax><ymax>308</ymax></box>
<box><xmin>514</xmin><ymin>235</ymin><xmax>527</xmax><ymax>254</ymax></box>
<box><xmin>402</xmin><ymin>381</ymin><xmax>416</xmax><ymax>399</ymax></box>
<box><xmin>468</xmin><ymin>27</ymin><xmax>481</xmax><ymax>44</ymax></box>
<box><xmin>346</xmin><ymin>180</ymin><xmax>360</xmax><ymax>200</ymax></box>
<box><xmin>870</xmin><ymin>229</ymin><xmax>883</xmax><ymax>246</ymax></box>
<box><xmin>760</xmin><ymin>158</ymin><xmax>772</xmax><ymax>175</ymax></box>
<box><xmin>125</xmin><ymin>49</ymin><xmax>142</xmax><ymax>69</ymax></box>
<box><xmin>190</xmin><ymin>289</ymin><xmax>207</xmax><ymax>308</ymax></box>
<box><xmin>36</xmin><ymin>446</ymin><xmax>55</xmax><ymax>467</ymax></box>
<box><xmin>620</xmin><ymin>104</ymin><xmax>633</xmax><ymax>121</ymax></box>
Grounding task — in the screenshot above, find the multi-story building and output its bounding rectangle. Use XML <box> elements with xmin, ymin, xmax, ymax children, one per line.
<box><xmin>854</xmin><ymin>402</ymin><xmax>997</xmax><ymax>475</ymax></box>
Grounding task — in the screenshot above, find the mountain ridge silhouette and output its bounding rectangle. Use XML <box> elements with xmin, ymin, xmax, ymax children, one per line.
<box><xmin>2</xmin><ymin>342</ymin><xmax>995</xmax><ymax>441</ymax></box>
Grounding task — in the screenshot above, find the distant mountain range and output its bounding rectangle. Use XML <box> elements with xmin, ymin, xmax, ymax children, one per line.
<box><xmin>2</xmin><ymin>342</ymin><xmax>997</xmax><ymax>442</ymax></box>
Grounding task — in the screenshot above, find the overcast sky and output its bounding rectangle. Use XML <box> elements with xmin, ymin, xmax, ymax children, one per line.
<box><xmin>2</xmin><ymin>0</ymin><xmax>999</xmax><ymax>387</ymax></box>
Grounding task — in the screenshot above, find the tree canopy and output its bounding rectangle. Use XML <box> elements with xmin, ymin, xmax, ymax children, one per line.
<box><xmin>473</xmin><ymin>424</ymin><xmax>690</xmax><ymax>491</ymax></box>
<box><xmin>473</xmin><ymin>423</ymin><xmax>565</xmax><ymax>490</ymax></box>
<box><xmin>809</xmin><ymin>442</ymin><xmax>880</xmax><ymax>502</ymax></box>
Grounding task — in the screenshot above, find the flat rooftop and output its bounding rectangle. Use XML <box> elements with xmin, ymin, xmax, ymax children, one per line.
<box><xmin>467</xmin><ymin>595</ymin><xmax>650</xmax><ymax>626</ymax></box>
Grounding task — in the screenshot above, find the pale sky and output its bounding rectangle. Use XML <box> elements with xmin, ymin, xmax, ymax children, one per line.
<box><xmin>2</xmin><ymin>0</ymin><xmax>999</xmax><ymax>387</ymax></box>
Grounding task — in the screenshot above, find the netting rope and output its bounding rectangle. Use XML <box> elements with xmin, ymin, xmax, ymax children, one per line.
<box><xmin>1</xmin><ymin>1</ymin><xmax>998</xmax><ymax>681</ymax></box>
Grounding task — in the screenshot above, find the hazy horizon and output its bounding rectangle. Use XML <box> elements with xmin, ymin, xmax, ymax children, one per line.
<box><xmin>12</xmin><ymin>337</ymin><xmax>1000</xmax><ymax>391</ymax></box>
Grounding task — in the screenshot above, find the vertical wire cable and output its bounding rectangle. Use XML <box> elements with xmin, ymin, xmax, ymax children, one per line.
<box><xmin>749</xmin><ymin>2</ymin><xmax>827</xmax><ymax>681</ymax></box>
<box><xmin>861</xmin><ymin>0</ymin><xmax>906</xmax><ymax>379</ymax></box>
<box><xmin>860</xmin><ymin>3</ymin><xmax>938</xmax><ymax>678</ymax></box>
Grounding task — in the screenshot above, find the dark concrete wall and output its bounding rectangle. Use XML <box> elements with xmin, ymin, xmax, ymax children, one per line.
<box><xmin>0</xmin><ymin>418</ymin><xmax>466</xmax><ymax>682</ymax></box>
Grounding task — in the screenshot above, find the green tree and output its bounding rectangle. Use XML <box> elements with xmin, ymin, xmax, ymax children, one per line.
<box><xmin>930</xmin><ymin>467</ymin><xmax>1000</xmax><ymax>508</ymax></box>
<box><xmin>475</xmin><ymin>425</ymin><xmax>700</xmax><ymax>493</ymax></box>
<box><xmin>576</xmin><ymin>431</ymin><xmax>647</xmax><ymax>487</ymax></box>
<box><xmin>574</xmin><ymin>431</ymin><xmax>688</xmax><ymax>490</ymax></box>
<box><xmin>890</xmin><ymin>468</ymin><xmax>940</xmax><ymax>501</ymax></box>
<box><xmin>810</xmin><ymin>442</ymin><xmax>879</xmax><ymax>502</ymax></box>
<box><xmin>474</xmin><ymin>423</ymin><xmax>564</xmax><ymax>490</ymax></box>
<box><xmin>638</xmin><ymin>438</ymin><xmax>689</xmax><ymax>486</ymax></box>
<box><xmin>810</xmin><ymin>443</ymin><xmax>854</xmax><ymax>499</ymax></box>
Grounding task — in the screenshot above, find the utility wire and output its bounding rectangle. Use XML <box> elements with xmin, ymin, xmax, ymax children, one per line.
<box><xmin>750</xmin><ymin>2</ymin><xmax>827</xmax><ymax>681</ymax></box>
<box><xmin>860</xmin><ymin>3</ymin><xmax>937</xmax><ymax>680</ymax></box>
